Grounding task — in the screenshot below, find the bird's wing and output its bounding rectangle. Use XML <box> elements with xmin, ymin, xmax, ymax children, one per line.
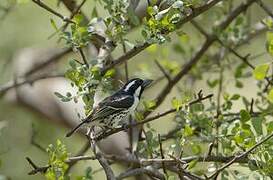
<box><xmin>89</xmin><ymin>94</ymin><xmax>134</xmax><ymax>121</ymax></box>
<box><xmin>65</xmin><ymin>94</ymin><xmax>134</xmax><ymax>137</ymax></box>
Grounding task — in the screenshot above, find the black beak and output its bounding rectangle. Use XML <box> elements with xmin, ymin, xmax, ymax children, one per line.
<box><xmin>142</xmin><ymin>79</ymin><xmax>153</xmax><ymax>88</ymax></box>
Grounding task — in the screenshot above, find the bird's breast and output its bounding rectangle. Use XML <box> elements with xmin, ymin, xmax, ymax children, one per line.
<box><xmin>129</xmin><ymin>96</ymin><xmax>139</xmax><ymax>113</ymax></box>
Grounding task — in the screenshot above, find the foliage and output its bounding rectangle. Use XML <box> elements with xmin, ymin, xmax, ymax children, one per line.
<box><xmin>45</xmin><ymin>140</ymin><xmax>69</xmax><ymax>180</ymax></box>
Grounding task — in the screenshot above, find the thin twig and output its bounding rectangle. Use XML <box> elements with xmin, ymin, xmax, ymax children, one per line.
<box><xmin>78</xmin><ymin>48</ymin><xmax>89</xmax><ymax>67</ymax></box>
<box><xmin>256</xmin><ymin>0</ymin><xmax>273</xmax><ymax>19</ymax></box>
<box><xmin>26</xmin><ymin>157</ymin><xmax>50</xmax><ymax>175</ymax></box>
<box><xmin>0</xmin><ymin>74</ymin><xmax>64</xmax><ymax>96</ymax></box>
<box><xmin>158</xmin><ymin>134</ymin><xmax>167</xmax><ymax>175</ymax></box>
<box><xmin>154</xmin><ymin>59</ymin><xmax>172</xmax><ymax>82</ymax></box>
<box><xmin>116</xmin><ymin>167</ymin><xmax>165</xmax><ymax>180</ymax></box>
<box><xmin>32</xmin><ymin>0</ymin><xmax>75</xmax><ymax>24</ymax></box>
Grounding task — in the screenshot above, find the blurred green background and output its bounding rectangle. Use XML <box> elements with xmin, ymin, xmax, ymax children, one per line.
<box><xmin>0</xmin><ymin>0</ymin><xmax>273</xmax><ymax>179</ymax></box>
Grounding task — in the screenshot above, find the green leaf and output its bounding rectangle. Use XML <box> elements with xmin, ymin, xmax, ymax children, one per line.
<box><xmin>54</xmin><ymin>92</ymin><xmax>65</xmax><ymax>99</ymax></box>
<box><xmin>191</xmin><ymin>143</ymin><xmax>201</xmax><ymax>155</ymax></box>
<box><xmin>231</xmin><ymin>94</ymin><xmax>240</xmax><ymax>100</ymax></box>
<box><xmin>268</xmin><ymin>88</ymin><xmax>273</xmax><ymax>103</ymax></box>
<box><xmin>73</xmin><ymin>14</ymin><xmax>85</xmax><ymax>26</ymax></box>
<box><xmin>267</xmin><ymin>32</ymin><xmax>273</xmax><ymax>56</ymax></box>
<box><xmin>207</xmin><ymin>79</ymin><xmax>219</xmax><ymax>88</ymax></box>
<box><xmin>45</xmin><ymin>140</ymin><xmax>68</xmax><ymax>180</ymax></box>
<box><xmin>69</xmin><ymin>59</ymin><xmax>77</xmax><ymax>69</ymax></box>
<box><xmin>104</xmin><ymin>69</ymin><xmax>115</xmax><ymax>78</ymax></box>
<box><xmin>171</xmin><ymin>98</ymin><xmax>182</xmax><ymax>111</ymax></box>
<box><xmin>240</xmin><ymin>109</ymin><xmax>251</xmax><ymax>123</ymax></box>
<box><xmin>251</xmin><ymin>117</ymin><xmax>263</xmax><ymax>135</ymax></box>
<box><xmin>50</xmin><ymin>18</ymin><xmax>58</xmax><ymax>31</ymax></box>
<box><xmin>267</xmin><ymin>121</ymin><xmax>273</xmax><ymax>133</ymax></box>
<box><xmin>235</xmin><ymin>80</ymin><xmax>243</xmax><ymax>88</ymax></box>
<box><xmin>188</xmin><ymin>159</ymin><xmax>198</xmax><ymax>169</ymax></box>
<box><xmin>146</xmin><ymin>44</ymin><xmax>157</xmax><ymax>53</ymax></box>
<box><xmin>128</xmin><ymin>6</ymin><xmax>140</xmax><ymax>26</ymax></box>
<box><xmin>143</xmin><ymin>100</ymin><xmax>156</xmax><ymax>111</ymax></box>
<box><xmin>235</xmin><ymin>16</ymin><xmax>244</xmax><ymax>26</ymax></box>
<box><xmin>91</xmin><ymin>7</ymin><xmax>98</xmax><ymax>18</ymax></box>
<box><xmin>147</xmin><ymin>6</ymin><xmax>156</xmax><ymax>16</ymax></box>
<box><xmin>253</xmin><ymin>64</ymin><xmax>269</xmax><ymax>80</ymax></box>
<box><xmin>183</xmin><ymin>125</ymin><xmax>193</xmax><ymax>137</ymax></box>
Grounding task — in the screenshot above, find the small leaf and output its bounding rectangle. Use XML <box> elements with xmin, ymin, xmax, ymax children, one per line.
<box><xmin>104</xmin><ymin>69</ymin><xmax>115</xmax><ymax>78</ymax></box>
<box><xmin>235</xmin><ymin>80</ymin><xmax>243</xmax><ymax>88</ymax></box>
<box><xmin>207</xmin><ymin>79</ymin><xmax>219</xmax><ymax>88</ymax></box>
<box><xmin>267</xmin><ymin>121</ymin><xmax>273</xmax><ymax>133</ymax></box>
<box><xmin>267</xmin><ymin>32</ymin><xmax>273</xmax><ymax>56</ymax></box>
<box><xmin>253</xmin><ymin>64</ymin><xmax>269</xmax><ymax>80</ymax></box>
<box><xmin>171</xmin><ymin>98</ymin><xmax>182</xmax><ymax>111</ymax></box>
<box><xmin>240</xmin><ymin>109</ymin><xmax>251</xmax><ymax>123</ymax></box>
<box><xmin>188</xmin><ymin>159</ymin><xmax>198</xmax><ymax>169</ymax></box>
<box><xmin>146</xmin><ymin>44</ymin><xmax>157</xmax><ymax>53</ymax></box>
<box><xmin>183</xmin><ymin>125</ymin><xmax>193</xmax><ymax>137</ymax></box>
<box><xmin>91</xmin><ymin>7</ymin><xmax>98</xmax><ymax>18</ymax></box>
<box><xmin>235</xmin><ymin>16</ymin><xmax>244</xmax><ymax>26</ymax></box>
<box><xmin>50</xmin><ymin>18</ymin><xmax>58</xmax><ymax>31</ymax></box>
<box><xmin>268</xmin><ymin>88</ymin><xmax>273</xmax><ymax>103</ymax></box>
<box><xmin>251</xmin><ymin>117</ymin><xmax>263</xmax><ymax>135</ymax></box>
<box><xmin>54</xmin><ymin>92</ymin><xmax>65</xmax><ymax>99</ymax></box>
<box><xmin>231</xmin><ymin>94</ymin><xmax>240</xmax><ymax>100</ymax></box>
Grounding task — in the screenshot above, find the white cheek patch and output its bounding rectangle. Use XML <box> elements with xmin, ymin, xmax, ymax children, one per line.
<box><xmin>134</xmin><ymin>86</ymin><xmax>141</xmax><ymax>97</ymax></box>
<box><xmin>124</xmin><ymin>81</ymin><xmax>135</xmax><ymax>92</ymax></box>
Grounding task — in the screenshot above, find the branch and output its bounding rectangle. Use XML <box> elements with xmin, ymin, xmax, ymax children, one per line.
<box><xmin>116</xmin><ymin>167</ymin><xmax>165</xmax><ymax>180</ymax></box>
<box><xmin>65</xmin><ymin>141</ymin><xmax>91</xmax><ymax>173</ymax></box>
<box><xmin>32</xmin><ymin>0</ymin><xmax>75</xmax><ymax>24</ymax></box>
<box><xmin>207</xmin><ymin>131</ymin><xmax>273</xmax><ymax>179</ymax></box>
<box><xmin>88</xmin><ymin>130</ymin><xmax>116</xmax><ymax>180</ymax></box>
<box><xmin>26</xmin><ymin>157</ymin><xmax>50</xmax><ymax>175</ymax></box>
<box><xmin>66</xmin><ymin>153</ymin><xmax>253</xmax><ymax>166</ymax></box>
<box><xmin>154</xmin><ymin>59</ymin><xmax>172</xmax><ymax>82</ymax></box>
<box><xmin>95</xmin><ymin>152</ymin><xmax>116</xmax><ymax>180</ymax></box>
<box><xmin>78</xmin><ymin>47</ymin><xmax>89</xmax><ymax>67</ymax></box>
<box><xmin>0</xmin><ymin>74</ymin><xmax>64</xmax><ymax>97</ymax></box>
<box><xmin>256</xmin><ymin>0</ymin><xmax>273</xmax><ymax>19</ymax></box>
<box><xmin>25</xmin><ymin>48</ymin><xmax>71</xmax><ymax>77</ymax></box>
<box><xmin>60</xmin><ymin>0</ymin><xmax>89</xmax><ymax>33</ymax></box>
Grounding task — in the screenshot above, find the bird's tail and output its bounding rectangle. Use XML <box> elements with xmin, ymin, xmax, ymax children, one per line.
<box><xmin>66</xmin><ymin>118</ymin><xmax>90</xmax><ymax>137</ymax></box>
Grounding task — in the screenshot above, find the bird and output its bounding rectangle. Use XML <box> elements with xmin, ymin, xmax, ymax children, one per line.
<box><xmin>66</xmin><ymin>78</ymin><xmax>153</xmax><ymax>137</ymax></box>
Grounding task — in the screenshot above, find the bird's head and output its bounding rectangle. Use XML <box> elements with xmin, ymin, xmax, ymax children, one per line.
<box><xmin>122</xmin><ymin>78</ymin><xmax>153</xmax><ymax>98</ymax></box>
